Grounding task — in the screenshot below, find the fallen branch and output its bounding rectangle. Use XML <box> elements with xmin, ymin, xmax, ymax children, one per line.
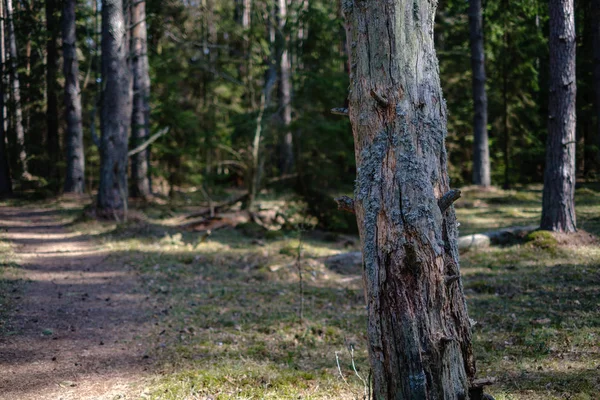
<box><xmin>458</xmin><ymin>225</ymin><xmax>537</xmax><ymax>251</ymax></box>
<box><xmin>183</xmin><ymin>193</ymin><xmax>249</xmax><ymax>220</ymax></box>
<box><xmin>128</xmin><ymin>127</ymin><xmax>170</xmax><ymax>157</ymax></box>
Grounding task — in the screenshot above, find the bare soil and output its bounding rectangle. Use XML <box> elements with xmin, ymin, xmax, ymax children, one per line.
<box><xmin>0</xmin><ymin>207</ymin><xmax>154</xmax><ymax>400</ymax></box>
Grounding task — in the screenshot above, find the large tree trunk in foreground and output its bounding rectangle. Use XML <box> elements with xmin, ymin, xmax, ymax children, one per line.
<box><xmin>342</xmin><ymin>1</ymin><xmax>476</xmax><ymax>398</ymax></box>
<box><xmin>469</xmin><ymin>0</ymin><xmax>490</xmax><ymax>187</ymax></box>
<box><xmin>593</xmin><ymin>0</ymin><xmax>600</xmax><ymax>171</ymax></box>
<box><xmin>62</xmin><ymin>0</ymin><xmax>85</xmax><ymax>194</ymax></box>
<box><xmin>98</xmin><ymin>0</ymin><xmax>131</xmax><ymax>216</ymax></box>
<box><xmin>130</xmin><ymin>0</ymin><xmax>151</xmax><ymax>199</ymax></box>
<box><xmin>541</xmin><ymin>0</ymin><xmax>576</xmax><ymax>233</ymax></box>
<box><xmin>46</xmin><ymin>0</ymin><xmax>60</xmax><ymax>186</ymax></box>
<box><xmin>6</xmin><ymin>0</ymin><xmax>27</xmax><ymax>177</ymax></box>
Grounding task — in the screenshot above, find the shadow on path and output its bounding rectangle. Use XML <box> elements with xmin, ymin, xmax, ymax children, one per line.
<box><xmin>0</xmin><ymin>207</ymin><xmax>154</xmax><ymax>400</ymax></box>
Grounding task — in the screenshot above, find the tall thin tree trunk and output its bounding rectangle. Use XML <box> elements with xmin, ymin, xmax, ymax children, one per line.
<box><xmin>278</xmin><ymin>0</ymin><xmax>293</xmax><ymax>175</ymax></box>
<box><xmin>247</xmin><ymin>4</ymin><xmax>277</xmax><ymax>212</ymax></box>
<box><xmin>62</xmin><ymin>0</ymin><xmax>85</xmax><ymax>194</ymax></box>
<box><xmin>5</xmin><ymin>0</ymin><xmax>27</xmax><ymax>177</ymax></box>
<box><xmin>469</xmin><ymin>0</ymin><xmax>490</xmax><ymax>187</ymax></box>
<box><xmin>541</xmin><ymin>0</ymin><xmax>577</xmax><ymax>233</ymax></box>
<box><xmin>593</xmin><ymin>0</ymin><xmax>600</xmax><ymax>172</ymax></box>
<box><xmin>97</xmin><ymin>0</ymin><xmax>131</xmax><ymax>217</ymax></box>
<box><xmin>0</xmin><ymin>0</ymin><xmax>5</xmax><ymax>136</ymax></box>
<box><xmin>130</xmin><ymin>0</ymin><xmax>151</xmax><ymax>199</ymax></box>
<box><xmin>46</xmin><ymin>0</ymin><xmax>60</xmax><ymax>187</ymax></box>
<box><xmin>0</xmin><ymin>0</ymin><xmax>10</xmax><ymax>195</ymax></box>
<box><xmin>342</xmin><ymin>1</ymin><xmax>476</xmax><ymax>398</ymax></box>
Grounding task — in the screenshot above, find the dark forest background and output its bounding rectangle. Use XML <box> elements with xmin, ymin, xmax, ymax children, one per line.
<box><xmin>0</xmin><ymin>0</ymin><xmax>598</xmax><ymax>227</ymax></box>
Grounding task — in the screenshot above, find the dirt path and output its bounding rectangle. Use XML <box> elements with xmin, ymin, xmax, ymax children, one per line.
<box><xmin>0</xmin><ymin>207</ymin><xmax>154</xmax><ymax>400</ymax></box>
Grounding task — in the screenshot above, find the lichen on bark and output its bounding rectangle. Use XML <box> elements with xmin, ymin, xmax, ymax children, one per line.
<box><xmin>342</xmin><ymin>0</ymin><xmax>477</xmax><ymax>398</ymax></box>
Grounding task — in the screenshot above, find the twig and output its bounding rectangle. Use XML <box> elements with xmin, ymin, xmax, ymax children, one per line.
<box><xmin>335</xmin><ymin>352</ymin><xmax>349</xmax><ymax>386</ymax></box>
<box><xmin>295</xmin><ymin>229</ymin><xmax>304</xmax><ymax>323</ymax></box>
<box><xmin>349</xmin><ymin>346</ymin><xmax>368</xmax><ymax>399</ymax></box>
<box><xmin>198</xmin><ymin>185</ymin><xmax>214</xmax><ymax>218</ymax></box>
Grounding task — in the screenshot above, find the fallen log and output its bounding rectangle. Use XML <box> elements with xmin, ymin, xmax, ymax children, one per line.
<box><xmin>458</xmin><ymin>225</ymin><xmax>537</xmax><ymax>251</ymax></box>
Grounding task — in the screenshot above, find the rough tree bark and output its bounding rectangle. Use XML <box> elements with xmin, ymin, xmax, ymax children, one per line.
<box><xmin>46</xmin><ymin>0</ymin><xmax>60</xmax><ymax>186</ymax></box>
<box><xmin>593</xmin><ymin>0</ymin><xmax>600</xmax><ymax>171</ymax></box>
<box><xmin>6</xmin><ymin>0</ymin><xmax>27</xmax><ymax>177</ymax></box>
<box><xmin>97</xmin><ymin>0</ymin><xmax>131</xmax><ymax>216</ymax></box>
<box><xmin>130</xmin><ymin>0</ymin><xmax>151</xmax><ymax>199</ymax></box>
<box><xmin>62</xmin><ymin>0</ymin><xmax>85</xmax><ymax>194</ymax></box>
<box><xmin>541</xmin><ymin>0</ymin><xmax>577</xmax><ymax>233</ymax></box>
<box><xmin>278</xmin><ymin>0</ymin><xmax>293</xmax><ymax>174</ymax></box>
<box><xmin>0</xmin><ymin>0</ymin><xmax>11</xmax><ymax>196</ymax></box>
<box><xmin>342</xmin><ymin>1</ymin><xmax>477</xmax><ymax>398</ymax></box>
<box><xmin>468</xmin><ymin>0</ymin><xmax>490</xmax><ymax>187</ymax></box>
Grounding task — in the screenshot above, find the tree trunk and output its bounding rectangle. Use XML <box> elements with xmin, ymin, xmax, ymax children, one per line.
<box><xmin>97</xmin><ymin>0</ymin><xmax>131</xmax><ymax>217</ymax></box>
<box><xmin>278</xmin><ymin>0</ymin><xmax>293</xmax><ymax>175</ymax></box>
<box><xmin>541</xmin><ymin>0</ymin><xmax>577</xmax><ymax>233</ymax></box>
<box><xmin>469</xmin><ymin>0</ymin><xmax>490</xmax><ymax>187</ymax></box>
<box><xmin>247</xmin><ymin>5</ymin><xmax>277</xmax><ymax>212</ymax></box>
<box><xmin>0</xmin><ymin>0</ymin><xmax>11</xmax><ymax>196</ymax></box>
<box><xmin>6</xmin><ymin>0</ymin><xmax>27</xmax><ymax>177</ymax></box>
<box><xmin>130</xmin><ymin>0</ymin><xmax>151</xmax><ymax>199</ymax></box>
<box><xmin>46</xmin><ymin>0</ymin><xmax>60</xmax><ymax>187</ymax></box>
<box><xmin>342</xmin><ymin>1</ymin><xmax>476</xmax><ymax>398</ymax></box>
<box><xmin>62</xmin><ymin>0</ymin><xmax>85</xmax><ymax>194</ymax></box>
<box><xmin>593</xmin><ymin>0</ymin><xmax>600</xmax><ymax>172</ymax></box>
<box><xmin>0</xmin><ymin>0</ymin><xmax>5</xmax><ymax>136</ymax></box>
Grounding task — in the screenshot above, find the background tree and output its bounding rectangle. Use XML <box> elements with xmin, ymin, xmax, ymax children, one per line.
<box><xmin>593</xmin><ymin>0</ymin><xmax>600</xmax><ymax>169</ymax></box>
<box><xmin>277</xmin><ymin>0</ymin><xmax>293</xmax><ymax>175</ymax></box>
<box><xmin>541</xmin><ymin>0</ymin><xmax>577</xmax><ymax>233</ymax></box>
<box><xmin>130</xmin><ymin>0</ymin><xmax>152</xmax><ymax>198</ymax></box>
<box><xmin>0</xmin><ymin>0</ymin><xmax>10</xmax><ymax>196</ymax></box>
<box><xmin>97</xmin><ymin>0</ymin><xmax>131</xmax><ymax>216</ymax></box>
<box><xmin>62</xmin><ymin>0</ymin><xmax>85</xmax><ymax>194</ymax></box>
<box><xmin>6</xmin><ymin>0</ymin><xmax>28</xmax><ymax>178</ymax></box>
<box><xmin>342</xmin><ymin>0</ymin><xmax>476</xmax><ymax>398</ymax></box>
<box><xmin>46</xmin><ymin>0</ymin><xmax>60</xmax><ymax>188</ymax></box>
<box><xmin>469</xmin><ymin>0</ymin><xmax>491</xmax><ymax>186</ymax></box>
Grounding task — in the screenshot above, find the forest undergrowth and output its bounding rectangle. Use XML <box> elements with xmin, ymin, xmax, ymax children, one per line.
<box><xmin>1</xmin><ymin>185</ymin><xmax>599</xmax><ymax>399</ymax></box>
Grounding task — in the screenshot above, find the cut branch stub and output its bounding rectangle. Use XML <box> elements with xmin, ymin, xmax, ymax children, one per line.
<box><xmin>438</xmin><ymin>189</ymin><xmax>462</xmax><ymax>212</ymax></box>
<box><xmin>331</xmin><ymin>107</ymin><xmax>349</xmax><ymax>116</ymax></box>
<box><xmin>370</xmin><ymin>89</ymin><xmax>389</xmax><ymax>107</ymax></box>
<box><xmin>334</xmin><ymin>195</ymin><xmax>355</xmax><ymax>214</ymax></box>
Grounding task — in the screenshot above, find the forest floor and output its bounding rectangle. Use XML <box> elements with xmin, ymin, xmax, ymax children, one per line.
<box><xmin>0</xmin><ymin>203</ymin><xmax>154</xmax><ymax>399</ymax></box>
<box><xmin>0</xmin><ymin>184</ymin><xmax>599</xmax><ymax>399</ymax></box>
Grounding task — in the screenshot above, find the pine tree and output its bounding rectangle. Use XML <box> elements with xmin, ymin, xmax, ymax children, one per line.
<box><xmin>541</xmin><ymin>0</ymin><xmax>577</xmax><ymax>232</ymax></box>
